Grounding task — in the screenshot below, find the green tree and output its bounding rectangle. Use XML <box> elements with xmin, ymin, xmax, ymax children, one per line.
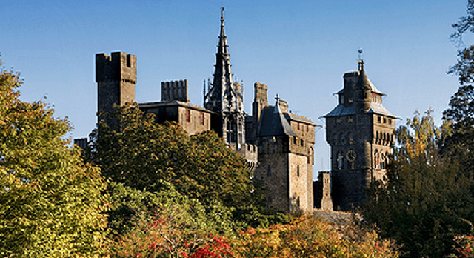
<box><xmin>0</xmin><ymin>62</ymin><xmax>109</xmax><ymax>257</ymax></box>
<box><xmin>89</xmin><ymin>104</ymin><xmax>254</xmax><ymax>210</ymax></box>
<box><xmin>450</xmin><ymin>0</ymin><xmax>474</xmax><ymax>85</ymax></box>
<box><xmin>88</xmin><ymin>104</ymin><xmax>286</xmax><ymax>233</ymax></box>
<box><xmin>361</xmin><ymin>111</ymin><xmax>474</xmax><ymax>258</ymax></box>
<box><xmin>441</xmin><ymin>85</ymin><xmax>474</xmax><ymax>179</ymax></box>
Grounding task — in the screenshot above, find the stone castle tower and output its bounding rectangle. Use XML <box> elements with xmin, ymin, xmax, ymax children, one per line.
<box><xmin>324</xmin><ymin>59</ymin><xmax>396</xmax><ymax>211</ymax></box>
<box><xmin>245</xmin><ymin>80</ymin><xmax>318</xmax><ymax>212</ymax></box>
<box><xmin>96</xmin><ymin>52</ymin><xmax>137</xmax><ymax>119</ymax></box>
<box><xmin>204</xmin><ymin>8</ymin><xmax>246</xmax><ymax>150</ymax></box>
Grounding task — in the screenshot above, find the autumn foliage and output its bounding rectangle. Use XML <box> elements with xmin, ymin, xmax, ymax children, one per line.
<box><xmin>109</xmin><ymin>214</ymin><xmax>397</xmax><ymax>258</ymax></box>
<box><xmin>0</xmin><ymin>61</ymin><xmax>109</xmax><ymax>256</ymax></box>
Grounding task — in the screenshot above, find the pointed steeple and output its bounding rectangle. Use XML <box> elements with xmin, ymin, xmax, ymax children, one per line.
<box><xmin>204</xmin><ymin>7</ymin><xmax>246</xmax><ymax>148</ymax></box>
<box><xmin>205</xmin><ymin>6</ymin><xmax>236</xmax><ymax>114</ymax></box>
<box><xmin>218</xmin><ymin>7</ymin><xmax>228</xmax><ymax>55</ymax></box>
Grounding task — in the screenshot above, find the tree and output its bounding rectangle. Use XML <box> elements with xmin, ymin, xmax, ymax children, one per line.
<box><xmin>89</xmin><ymin>104</ymin><xmax>255</xmax><ymax>210</ymax></box>
<box><xmin>361</xmin><ymin>111</ymin><xmax>474</xmax><ymax>258</ymax></box>
<box><xmin>0</xmin><ymin>61</ymin><xmax>109</xmax><ymax>257</ymax></box>
<box><xmin>441</xmin><ymin>85</ymin><xmax>474</xmax><ymax>179</ymax></box>
<box><xmin>450</xmin><ymin>0</ymin><xmax>474</xmax><ymax>85</ymax></box>
<box><xmin>87</xmin><ymin>104</ymin><xmax>286</xmax><ymax>233</ymax></box>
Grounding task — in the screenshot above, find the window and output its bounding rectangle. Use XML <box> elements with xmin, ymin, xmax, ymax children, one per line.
<box><xmin>297</xmin><ymin>123</ymin><xmax>300</xmax><ymax>130</ymax></box>
<box><xmin>200</xmin><ymin>113</ymin><xmax>204</xmax><ymax>125</ymax></box>
<box><xmin>375</xmin><ymin>150</ymin><xmax>379</xmax><ymax>169</ymax></box>
<box><xmin>296</xmin><ymin>166</ymin><xmax>300</xmax><ymax>177</ymax></box>
<box><xmin>378</xmin><ymin>116</ymin><xmax>381</xmax><ymax>123</ymax></box>
<box><xmin>293</xmin><ymin>136</ymin><xmax>297</xmax><ymax>145</ymax></box>
<box><xmin>381</xmin><ymin>153</ymin><xmax>386</xmax><ymax>169</ymax></box>
<box><xmin>337</xmin><ymin>152</ymin><xmax>344</xmax><ymax>169</ymax></box>
<box><xmin>301</xmin><ymin>139</ymin><xmax>304</xmax><ymax>146</ymax></box>
<box><xmin>186</xmin><ymin>109</ymin><xmax>191</xmax><ymax>123</ymax></box>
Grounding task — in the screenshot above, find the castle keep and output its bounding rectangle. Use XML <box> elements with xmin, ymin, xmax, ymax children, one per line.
<box><xmin>323</xmin><ymin>59</ymin><xmax>396</xmax><ymax>211</ymax></box>
<box><xmin>94</xmin><ymin>8</ymin><xmax>318</xmax><ymax>213</ymax></box>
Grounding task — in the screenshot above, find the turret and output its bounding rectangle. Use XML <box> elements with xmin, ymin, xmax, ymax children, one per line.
<box><xmin>96</xmin><ymin>52</ymin><xmax>137</xmax><ymax>119</ymax></box>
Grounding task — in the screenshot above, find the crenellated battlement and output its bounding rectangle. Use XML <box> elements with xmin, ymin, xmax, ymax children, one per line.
<box><xmin>161</xmin><ymin>79</ymin><xmax>189</xmax><ymax>102</ymax></box>
<box><xmin>96</xmin><ymin>52</ymin><xmax>137</xmax><ymax>84</ymax></box>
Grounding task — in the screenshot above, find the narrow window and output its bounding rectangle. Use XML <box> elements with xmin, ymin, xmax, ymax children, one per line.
<box><xmin>186</xmin><ymin>109</ymin><xmax>191</xmax><ymax>123</ymax></box>
<box><xmin>375</xmin><ymin>150</ymin><xmax>379</xmax><ymax>169</ymax></box>
<box><xmin>200</xmin><ymin>113</ymin><xmax>204</xmax><ymax>125</ymax></box>
<box><xmin>337</xmin><ymin>152</ymin><xmax>344</xmax><ymax>169</ymax></box>
<box><xmin>296</xmin><ymin>166</ymin><xmax>300</xmax><ymax>177</ymax></box>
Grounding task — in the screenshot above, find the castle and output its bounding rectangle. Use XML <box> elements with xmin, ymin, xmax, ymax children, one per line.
<box><xmin>85</xmin><ymin>8</ymin><xmax>395</xmax><ymax>212</ymax></box>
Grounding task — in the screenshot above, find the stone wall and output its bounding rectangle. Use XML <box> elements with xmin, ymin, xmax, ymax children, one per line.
<box><xmin>161</xmin><ymin>79</ymin><xmax>189</xmax><ymax>103</ymax></box>
<box><xmin>96</xmin><ymin>52</ymin><xmax>136</xmax><ymax>118</ymax></box>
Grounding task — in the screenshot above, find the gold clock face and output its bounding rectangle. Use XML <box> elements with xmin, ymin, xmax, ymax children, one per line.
<box><xmin>346</xmin><ymin>150</ymin><xmax>356</xmax><ymax>162</ymax></box>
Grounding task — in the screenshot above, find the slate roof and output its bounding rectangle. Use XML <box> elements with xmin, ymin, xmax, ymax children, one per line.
<box><xmin>324</xmin><ymin>105</ymin><xmax>355</xmax><ymax>117</ymax></box>
<box><xmin>258</xmin><ymin>105</ymin><xmax>297</xmax><ymax>137</ymax></box>
<box><xmin>367</xmin><ymin>102</ymin><xmax>396</xmax><ymax>117</ymax></box>
<box><xmin>336</xmin><ymin>78</ymin><xmax>383</xmax><ymax>95</ymax></box>
<box><xmin>324</xmin><ymin>102</ymin><xmax>395</xmax><ymax>118</ymax></box>
<box><xmin>284</xmin><ymin>113</ymin><xmax>314</xmax><ymax>124</ymax></box>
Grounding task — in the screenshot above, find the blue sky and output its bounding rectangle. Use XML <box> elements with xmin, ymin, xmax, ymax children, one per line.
<box><xmin>0</xmin><ymin>0</ymin><xmax>468</xmax><ymax>174</ymax></box>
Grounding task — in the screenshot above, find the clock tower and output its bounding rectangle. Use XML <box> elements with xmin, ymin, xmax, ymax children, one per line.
<box><xmin>324</xmin><ymin>58</ymin><xmax>396</xmax><ymax>211</ymax></box>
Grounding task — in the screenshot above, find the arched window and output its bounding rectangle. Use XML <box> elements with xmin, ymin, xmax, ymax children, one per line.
<box><xmin>337</xmin><ymin>152</ymin><xmax>344</xmax><ymax>169</ymax></box>
<box><xmin>381</xmin><ymin>153</ymin><xmax>385</xmax><ymax>169</ymax></box>
<box><xmin>375</xmin><ymin>150</ymin><xmax>379</xmax><ymax>169</ymax></box>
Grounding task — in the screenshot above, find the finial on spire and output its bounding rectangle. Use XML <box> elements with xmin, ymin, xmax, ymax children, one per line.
<box><xmin>276</xmin><ymin>93</ymin><xmax>280</xmax><ymax>102</ymax></box>
<box><xmin>221</xmin><ymin>6</ymin><xmax>224</xmax><ymax>24</ymax></box>
<box><xmin>357</xmin><ymin>49</ymin><xmax>364</xmax><ymax>71</ymax></box>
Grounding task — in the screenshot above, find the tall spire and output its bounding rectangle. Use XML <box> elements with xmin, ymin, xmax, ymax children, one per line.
<box><xmin>204</xmin><ymin>7</ymin><xmax>246</xmax><ymax>148</ymax></box>
<box><xmin>217</xmin><ymin>6</ymin><xmax>229</xmax><ymax>57</ymax></box>
<box><xmin>205</xmin><ymin>6</ymin><xmax>235</xmax><ymax>114</ymax></box>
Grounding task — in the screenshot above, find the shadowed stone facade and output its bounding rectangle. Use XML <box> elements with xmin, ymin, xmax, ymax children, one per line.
<box><xmin>313</xmin><ymin>171</ymin><xmax>333</xmax><ymax>210</ymax></box>
<box><xmin>249</xmin><ymin>94</ymin><xmax>318</xmax><ymax>212</ymax></box>
<box><xmin>323</xmin><ymin>60</ymin><xmax>396</xmax><ymax>211</ymax></box>
<box><xmin>96</xmin><ymin>52</ymin><xmax>136</xmax><ymax>119</ymax></box>
<box><xmin>92</xmin><ymin>8</ymin><xmax>318</xmax><ymax>213</ymax></box>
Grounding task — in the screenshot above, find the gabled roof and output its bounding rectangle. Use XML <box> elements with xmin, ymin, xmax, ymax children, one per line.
<box><xmin>258</xmin><ymin>105</ymin><xmax>297</xmax><ymax>137</ymax></box>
